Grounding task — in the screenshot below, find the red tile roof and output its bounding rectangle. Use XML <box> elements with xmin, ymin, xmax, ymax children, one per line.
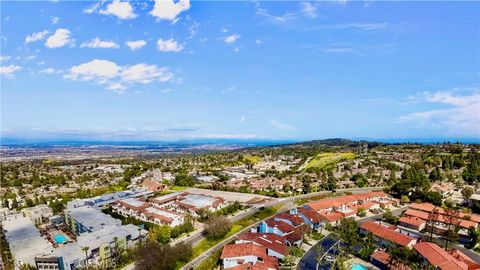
<box><xmin>142</xmin><ymin>179</ymin><xmax>167</xmax><ymax>191</ymax></box>
<box><xmin>360</xmin><ymin>221</ymin><xmax>416</xmax><ymax>247</ymax></box>
<box><xmin>221</xmin><ymin>242</ymin><xmax>267</xmax><ymax>259</ymax></box>
<box><xmin>265</xmin><ymin>219</ymin><xmax>295</xmax><ymax>233</ymax></box>
<box><xmin>370</xmin><ymin>250</ymin><xmax>412</xmax><ymax>270</ymax></box>
<box><xmin>238</xmin><ymin>232</ymin><xmax>288</xmax><ymax>256</ymax></box>
<box><xmin>318</xmin><ymin>211</ymin><xmax>345</xmax><ymax>222</ymax></box>
<box><xmin>274</xmin><ymin>212</ymin><xmax>304</xmax><ymax>226</ymax></box>
<box><xmin>414</xmin><ymin>242</ymin><xmax>469</xmax><ymax>270</ymax></box>
<box><xmin>404</xmin><ymin>209</ymin><xmax>430</xmax><ymax>220</ymax></box>
<box><xmin>399</xmin><ymin>216</ymin><xmax>426</xmax><ymax>228</ymax></box>
<box><xmin>306</xmin><ymin>191</ymin><xmax>389</xmax><ymax>211</ymax></box>
<box><xmin>297</xmin><ymin>207</ymin><xmax>323</xmax><ymax>223</ymax></box>
<box><xmin>449</xmin><ymin>249</ymin><xmax>480</xmax><ymax>270</ymax></box>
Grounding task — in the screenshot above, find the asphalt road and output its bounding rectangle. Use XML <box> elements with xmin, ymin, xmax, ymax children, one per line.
<box><xmin>298</xmin><ymin>234</ymin><xmax>341</xmax><ymax>270</ymax></box>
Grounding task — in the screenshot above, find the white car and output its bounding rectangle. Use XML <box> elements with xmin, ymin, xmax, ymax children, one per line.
<box><xmin>325</xmin><ymin>255</ymin><xmax>334</xmax><ymax>262</ymax></box>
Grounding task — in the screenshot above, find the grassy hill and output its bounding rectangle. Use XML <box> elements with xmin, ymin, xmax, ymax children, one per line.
<box><xmin>303</xmin><ymin>152</ymin><xmax>356</xmax><ymax>170</ymax></box>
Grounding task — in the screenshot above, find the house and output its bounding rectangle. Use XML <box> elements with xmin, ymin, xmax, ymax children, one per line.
<box><xmin>21</xmin><ymin>204</ymin><xmax>53</xmax><ymax>223</ymax></box>
<box><xmin>370</xmin><ymin>250</ymin><xmax>412</xmax><ymax>270</ymax></box>
<box><xmin>398</xmin><ymin>216</ymin><xmax>426</xmax><ymax>231</ymax></box>
<box><xmin>142</xmin><ymin>179</ymin><xmax>167</xmax><ymax>192</ymax></box>
<box><xmin>259</xmin><ymin>219</ymin><xmax>303</xmax><ymax>246</ymax></box>
<box><xmin>413</xmin><ymin>242</ymin><xmax>477</xmax><ymax>270</ymax></box>
<box><xmin>273</xmin><ymin>211</ymin><xmax>304</xmax><ymax>227</ymax></box>
<box><xmin>295</xmin><ymin>207</ymin><xmax>324</xmax><ymax>230</ymax></box>
<box><xmin>236</xmin><ymin>232</ymin><xmax>288</xmax><ymax>260</ymax></box>
<box><xmin>221</xmin><ymin>242</ymin><xmax>279</xmax><ymax>270</ymax></box>
<box><xmin>359</xmin><ymin>221</ymin><xmax>417</xmax><ymax>248</ymax></box>
<box><xmin>431</xmin><ymin>182</ymin><xmax>455</xmax><ymax>198</ymax></box>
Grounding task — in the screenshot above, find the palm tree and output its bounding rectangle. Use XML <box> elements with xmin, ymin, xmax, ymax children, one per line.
<box><xmin>82</xmin><ymin>246</ymin><xmax>89</xmax><ymax>269</ymax></box>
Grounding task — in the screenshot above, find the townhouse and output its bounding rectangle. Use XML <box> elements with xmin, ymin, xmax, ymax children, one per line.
<box><xmin>259</xmin><ymin>211</ymin><xmax>305</xmax><ymax>247</ymax></box>
<box><xmin>359</xmin><ymin>221</ymin><xmax>417</xmax><ymax>248</ymax></box>
<box><xmin>413</xmin><ymin>242</ymin><xmax>480</xmax><ymax>270</ymax></box>
<box><xmin>113</xmin><ymin>197</ymin><xmax>184</xmax><ymax>227</ymax></box>
<box><xmin>305</xmin><ymin>192</ymin><xmax>398</xmax><ymax>225</ymax></box>
<box><xmin>221</xmin><ymin>242</ymin><xmax>279</xmax><ymax>270</ymax></box>
<box><xmin>295</xmin><ymin>207</ymin><xmax>324</xmax><ymax>230</ymax></box>
<box><xmin>402</xmin><ymin>203</ymin><xmax>479</xmax><ymax>242</ymax></box>
<box><xmin>148</xmin><ymin>192</ymin><xmax>228</xmax><ymax>217</ymax></box>
<box><xmin>236</xmin><ymin>232</ymin><xmax>288</xmax><ymax>260</ymax></box>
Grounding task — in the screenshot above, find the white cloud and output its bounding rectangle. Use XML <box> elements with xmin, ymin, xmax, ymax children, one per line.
<box><xmin>160</xmin><ymin>88</ymin><xmax>173</xmax><ymax>94</ymax></box>
<box><xmin>399</xmin><ymin>89</ymin><xmax>480</xmax><ymax>136</ymax></box>
<box><xmin>65</xmin><ymin>59</ymin><xmax>121</xmax><ymax>82</ymax></box>
<box><xmin>25</xmin><ymin>30</ymin><xmax>49</xmax><ymax>43</ymax></box>
<box><xmin>157</xmin><ymin>38</ymin><xmax>184</xmax><ymax>52</ymax></box>
<box><xmin>51</xmin><ymin>16</ymin><xmax>59</xmax><ymax>24</ymax></box>
<box><xmin>255</xmin><ymin>39</ymin><xmax>263</xmax><ymax>45</ymax></box>
<box><xmin>300</xmin><ymin>2</ymin><xmax>317</xmax><ymax>18</ymax></box>
<box><xmin>40</xmin><ymin>68</ymin><xmax>62</xmax><ymax>74</ymax></box>
<box><xmin>65</xmin><ymin>59</ymin><xmax>174</xmax><ymax>92</ymax></box>
<box><xmin>121</xmin><ymin>64</ymin><xmax>172</xmax><ymax>84</ymax></box>
<box><xmin>84</xmin><ymin>1</ymin><xmax>102</xmax><ymax>14</ymax></box>
<box><xmin>45</xmin><ymin>28</ymin><xmax>74</xmax><ymax>48</ymax></box>
<box><xmin>270</xmin><ymin>120</ymin><xmax>296</xmax><ymax>131</ymax></box>
<box><xmin>150</xmin><ymin>0</ymin><xmax>190</xmax><ymax>21</ymax></box>
<box><xmin>221</xmin><ymin>86</ymin><xmax>236</xmax><ymax>94</ymax></box>
<box><xmin>0</xmin><ymin>55</ymin><xmax>11</xmax><ymax>62</ymax></box>
<box><xmin>81</xmin><ymin>38</ymin><xmax>119</xmax><ymax>49</ymax></box>
<box><xmin>332</xmin><ymin>23</ymin><xmax>387</xmax><ymax>31</ymax></box>
<box><xmin>240</xmin><ymin>116</ymin><xmax>246</xmax><ymax>123</ymax></box>
<box><xmin>256</xmin><ymin>7</ymin><xmax>296</xmax><ymax>24</ymax></box>
<box><xmin>99</xmin><ymin>0</ymin><xmax>137</xmax><ymax>20</ymax></box>
<box><xmin>0</xmin><ymin>65</ymin><xmax>22</xmax><ymax>79</ymax></box>
<box><xmin>223</xmin><ymin>34</ymin><xmax>240</xmax><ymax>44</ymax></box>
<box><xmin>126</xmin><ymin>40</ymin><xmax>147</xmax><ymax>50</ymax></box>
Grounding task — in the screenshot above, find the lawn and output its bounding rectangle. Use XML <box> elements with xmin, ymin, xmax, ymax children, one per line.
<box><xmin>170</xmin><ymin>186</ymin><xmax>189</xmax><ymax>192</ymax></box>
<box><xmin>243</xmin><ymin>155</ymin><xmax>262</xmax><ymax>163</ymax></box>
<box><xmin>304</xmin><ymin>152</ymin><xmax>356</xmax><ymax>170</ymax></box>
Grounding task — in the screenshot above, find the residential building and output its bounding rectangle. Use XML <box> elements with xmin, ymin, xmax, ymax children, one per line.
<box><xmin>236</xmin><ymin>232</ymin><xmax>288</xmax><ymax>260</ymax></box>
<box><xmin>142</xmin><ymin>179</ymin><xmax>167</xmax><ymax>192</ymax></box>
<box><xmin>2</xmin><ymin>213</ymin><xmax>54</xmax><ymax>268</ymax></box>
<box><xmin>21</xmin><ymin>204</ymin><xmax>53</xmax><ymax>223</ymax></box>
<box><xmin>259</xmin><ymin>218</ymin><xmax>303</xmax><ymax>246</ymax></box>
<box><xmin>413</xmin><ymin>242</ymin><xmax>480</xmax><ymax>270</ymax></box>
<box><xmin>295</xmin><ymin>207</ymin><xmax>324</xmax><ymax>230</ymax></box>
<box><xmin>66</xmin><ymin>188</ymin><xmax>152</xmax><ymax>210</ymax></box>
<box><xmin>113</xmin><ymin>197</ymin><xmax>184</xmax><ymax>227</ymax></box>
<box><xmin>359</xmin><ymin>221</ymin><xmax>417</xmax><ymax>248</ymax></box>
<box><xmin>149</xmin><ymin>192</ymin><xmax>228</xmax><ymax>217</ymax></box>
<box><xmin>305</xmin><ymin>192</ymin><xmax>397</xmax><ymax>224</ymax></box>
<box><xmin>221</xmin><ymin>242</ymin><xmax>279</xmax><ymax>270</ymax></box>
<box><xmin>398</xmin><ymin>216</ymin><xmax>426</xmax><ymax>231</ymax></box>
<box><xmin>65</xmin><ymin>206</ymin><xmax>122</xmax><ymax>235</ymax></box>
<box><xmin>370</xmin><ymin>250</ymin><xmax>412</xmax><ymax>270</ymax></box>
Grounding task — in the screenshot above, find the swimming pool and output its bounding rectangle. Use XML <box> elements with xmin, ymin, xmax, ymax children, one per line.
<box><xmin>351</xmin><ymin>264</ymin><xmax>368</xmax><ymax>270</ymax></box>
<box><xmin>53</xmin><ymin>234</ymin><xmax>67</xmax><ymax>244</ymax></box>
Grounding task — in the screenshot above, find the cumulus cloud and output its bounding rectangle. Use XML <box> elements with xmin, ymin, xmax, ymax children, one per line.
<box><xmin>0</xmin><ymin>55</ymin><xmax>11</xmax><ymax>62</ymax></box>
<box><xmin>399</xmin><ymin>89</ymin><xmax>480</xmax><ymax>136</ymax></box>
<box><xmin>25</xmin><ymin>30</ymin><xmax>49</xmax><ymax>43</ymax></box>
<box><xmin>223</xmin><ymin>34</ymin><xmax>240</xmax><ymax>44</ymax></box>
<box><xmin>64</xmin><ymin>59</ymin><xmax>174</xmax><ymax>93</ymax></box>
<box><xmin>157</xmin><ymin>38</ymin><xmax>184</xmax><ymax>52</ymax></box>
<box><xmin>126</xmin><ymin>40</ymin><xmax>147</xmax><ymax>50</ymax></box>
<box><xmin>99</xmin><ymin>0</ymin><xmax>137</xmax><ymax>20</ymax></box>
<box><xmin>45</xmin><ymin>28</ymin><xmax>74</xmax><ymax>48</ymax></box>
<box><xmin>81</xmin><ymin>38</ymin><xmax>119</xmax><ymax>48</ymax></box>
<box><xmin>0</xmin><ymin>65</ymin><xmax>22</xmax><ymax>79</ymax></box>
<box><xmin>240</xmin><ymin>116</ymin><xmax>246</xmax><ymax>123</ymax></box>
<box><xmin>150</xmin><ymin>0</ymin><xmax>190</xmax><ymax>21</ymax></box>
<box><xmin>270</xmin><ymin>120</ymin><xmax>296</xmax><ymax>131</ymax></box>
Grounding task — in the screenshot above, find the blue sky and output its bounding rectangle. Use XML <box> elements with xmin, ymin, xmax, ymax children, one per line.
<box><xmin>1</xmin><ymin>0</ymin><xmax>479</xmax><ymax>142</ymax></box>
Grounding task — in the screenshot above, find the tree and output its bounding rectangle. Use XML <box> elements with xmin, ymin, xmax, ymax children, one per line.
<box><xmin>136</xmin><ymin>241</ymin><xmax>192</xmax><ymax>270</ymax></box>
<box><xmin>400</xmin><ymin>195</ymin><xmax>410</xmax><ymax>204</ymax></box>
<box><xmin>359</xmin><ymin>232</ymin><xmax>375</xmax><ymax>260</ymax></box>
<box><xmin>466</xmin><ymin>227</ymin><xmax>480</xmax><ymax>249</ymax></box>
<box><xmin>443</xmin><ymin>208</ymin><xmax>461</xmax><ymax>250</ymax></box>
<box><xmin>387</xmin><ymin>246</ymin><xmax>416</xmax><ymax>269</ymax></box>
<box><xmin>426</xmin><ymin>207</ymin><xmax>440</xmax><ymax>241</ymax></box>
<box><xmin>462</xmin><ymin>187</ymin><xmax>474</xmax><ymax>202</ymax></box>
<box><xmin>383</xmin><ymin>209</ymin><xmax>399</xmax><ymax>225</ymax></box>
<box><xmin>204</xmin><ymin>216</ymin><xmax>231</xmax><ymax>239</ymax></box>
<box><xmin>337</xmin><ymin>218</ymin><xmax>358</xmax><ymax>253</ymax></box>
<box><xmin>82</xmin><ymin>246</ymin><xmax>89</xmax><ymax>269</ymax></box>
